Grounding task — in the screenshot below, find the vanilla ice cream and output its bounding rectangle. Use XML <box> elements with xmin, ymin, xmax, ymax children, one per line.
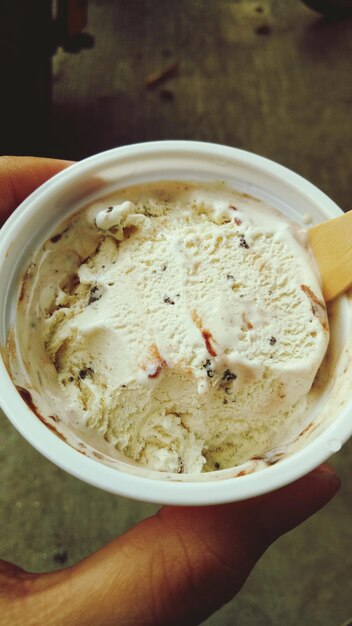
<box><xmin>9</xmin><ymin>181</ymin><xmax>329</xmax><ymax>473</ymax></box>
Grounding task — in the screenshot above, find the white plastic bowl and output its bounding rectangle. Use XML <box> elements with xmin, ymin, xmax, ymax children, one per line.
<box><xmin>0</xmin><ymin>141</ymin><xmax>351</xmax><ymax>505</ymax></box>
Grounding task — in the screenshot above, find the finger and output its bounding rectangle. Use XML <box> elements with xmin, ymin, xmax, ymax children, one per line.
<box><xmin>0</xmin><ymin>156</ymin><xmax>73</xmax><ymax>221</ymax></box>
<box><xmin>251</xmin><ymin>462</ymin><xmax>340</xmax><ymax>542</ymax></box>
<box><xmin>25</xmin><ymin>465</ymin><xmax>339</xmax><ymax>626</ymax></box>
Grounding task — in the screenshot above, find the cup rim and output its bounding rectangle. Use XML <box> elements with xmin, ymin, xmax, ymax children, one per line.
<box><xmin>0</xmin><ymin>140</ymin><xmax>350</xmax><ymax>505</ymax></box>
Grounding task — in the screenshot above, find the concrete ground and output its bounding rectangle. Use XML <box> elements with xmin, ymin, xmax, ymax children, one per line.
<box><xmin>1</xmin><ymin>1</ymin><xmax>351</xmax><ymax>624</ymax></box>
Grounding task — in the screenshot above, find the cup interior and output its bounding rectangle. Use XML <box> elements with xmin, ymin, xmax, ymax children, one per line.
<box><xmin>0</xmin><ymin>141</ymin><xmax>351</xmax><ymax>504</ymax></box>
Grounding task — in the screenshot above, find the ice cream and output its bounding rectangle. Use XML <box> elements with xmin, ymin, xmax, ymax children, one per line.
<box><xmin>10</xmin><ymin>181</ymin><xmax>329</xmax><ymax>473</ymax></box>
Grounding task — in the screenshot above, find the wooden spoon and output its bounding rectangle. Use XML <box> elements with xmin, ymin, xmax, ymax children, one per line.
<box><xmin>308</xmin><ymin>210</ymin><xmax>352</xmax><ymax>302</ymax></box>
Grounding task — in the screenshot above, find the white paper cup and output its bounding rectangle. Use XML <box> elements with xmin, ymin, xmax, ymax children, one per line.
<box><xmin>0</xmin><ymin>141</ymin><xmax>351</xmax><ymax>505</ymax></box>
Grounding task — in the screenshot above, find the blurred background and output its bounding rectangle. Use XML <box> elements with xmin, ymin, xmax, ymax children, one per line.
<box><xmin>0</xmin><ymin>1</ymin><xmax>351</xmax><ymax>624</ymax></box>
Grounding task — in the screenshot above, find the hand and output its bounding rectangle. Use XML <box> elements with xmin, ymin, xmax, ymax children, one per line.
<box><xmin>0</xmin><ymin>157</ymin><xmax>341</xmax><ymax>626</ymax></box>
<box><xmin>0</xmin><ymin>156</ymin><xmax>73</xmax><ymax>221</ymax></box>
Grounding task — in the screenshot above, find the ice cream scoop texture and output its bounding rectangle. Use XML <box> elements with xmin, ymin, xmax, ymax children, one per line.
<box><xmin>13</xmin><ymin>182</ymin><xmax>329</xmax><ymax>473</ymax></box>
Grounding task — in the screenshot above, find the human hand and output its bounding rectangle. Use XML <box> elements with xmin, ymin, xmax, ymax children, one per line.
<box><xmin>0</xmin><ymin>157</ymin><xmax>341</xmax><ymax>626</ymax></box>
<box><xmin>0</xmin><ymin>156</ymin><xmax>73</xmax><ymax>222</ymax></box>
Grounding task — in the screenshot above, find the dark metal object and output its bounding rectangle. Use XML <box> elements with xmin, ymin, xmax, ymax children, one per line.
<box><xmin>301</xmin><ymin>0</ymin><xmax>352</xmax><ymax>16</ymax></box>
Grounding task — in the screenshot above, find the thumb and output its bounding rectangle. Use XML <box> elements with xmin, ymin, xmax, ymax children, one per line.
<box><xmin>22</xmin><ymin>464</ymin><xmax>339</xmax><ymax>626</ymax></box>
<box><xmin>0</xmin><ymin>156</ymin><xmax>73</xmax><ymax>221</ymax></box>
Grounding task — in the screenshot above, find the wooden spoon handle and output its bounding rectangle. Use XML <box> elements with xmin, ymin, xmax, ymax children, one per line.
<box><xmin>308</xmin><ymin>210</ymin><xmax>352</xmax><ymax>302</ymax></box>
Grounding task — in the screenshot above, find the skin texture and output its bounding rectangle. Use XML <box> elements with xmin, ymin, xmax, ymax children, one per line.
<box><xmin>0</xmin><ymin>157</ymin><xmax>341</xmax><ymax>626</ymax></box>
<box><xmin>0</xmin><ymin>156</ymin><xmax>73</xmax><ymax>221</ymax></box>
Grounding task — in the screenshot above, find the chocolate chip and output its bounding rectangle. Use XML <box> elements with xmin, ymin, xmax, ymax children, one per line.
<box><xmin>88</xmin><ymin>286</ymin><xmax>102</xmax><ymax>305</ymax></box>
<box><xmin>239</xmin><ymin>236</ymin><xmax>249</xmax><ymax>249</ymax></box>
<box><xmin>222</xmin><ymin>369</ymin><xmax>237</xmax><ymax>382</ymax></box>
<box><xmin>270</xmin><ymin>336</ymin><xmax>277</xmax><ymax>345</ymax></box>
<box><xmin>203</xmin><ymin>359</ymin><xmax>215</xmax><ymax>378</ymax></box>
<box><xmin>164</xmin><ymin>296</ymin><xmax>175</xmax><ymax>305</ymax></box>
<box><xmin>79</xmin><ymin>367</ymin><xmax>94</xmax><ymax>380</ymax></box>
